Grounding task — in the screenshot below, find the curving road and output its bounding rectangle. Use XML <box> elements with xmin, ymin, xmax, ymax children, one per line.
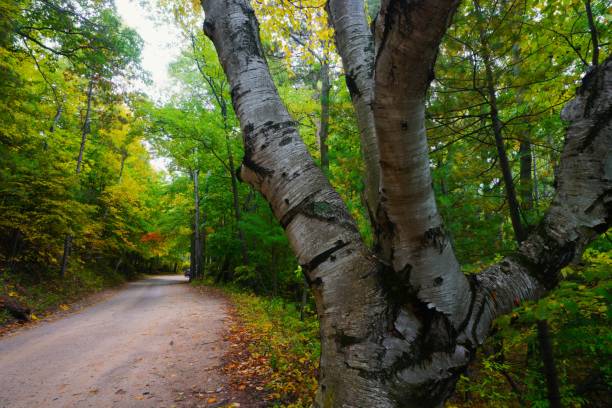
<box><xmin>0</xmin><ymin>275</ymin><xmax>230</xmax><ymax>407</ymax></box>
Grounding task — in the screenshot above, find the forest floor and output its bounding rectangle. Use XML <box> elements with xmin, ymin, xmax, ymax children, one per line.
<box><xmin>0</xmin><ymin>275</ymin><xmax>250</xmax><ymax>408</ymax></box>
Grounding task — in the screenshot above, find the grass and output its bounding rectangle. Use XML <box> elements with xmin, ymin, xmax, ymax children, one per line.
<box><xmin>193</xmin><ymin>279</ymin><xmax>320</xmax><ymax>407</ymax></box>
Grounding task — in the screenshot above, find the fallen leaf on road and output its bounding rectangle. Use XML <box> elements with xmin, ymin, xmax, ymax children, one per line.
<box><xmin>115</xmin><ymin>389</ymin><xmax>126</xmax><ymax>395</ymax></box>
<box><xmin>134</xmin><ymin>395</ymin><xmax>145</xmax><ymax>400</ymax></box>
<box><xmin>206</xmin><ymin>396</ymin><xmax>217</xmax><ymax>404</ymax></box>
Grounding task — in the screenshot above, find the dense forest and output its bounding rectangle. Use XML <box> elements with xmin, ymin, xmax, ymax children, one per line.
<box><xmin>0</xmin><ymin>0</ymin><xmax>610</xmax><ymax>407</ymax></box>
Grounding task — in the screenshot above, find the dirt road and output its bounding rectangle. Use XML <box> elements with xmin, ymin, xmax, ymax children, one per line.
<box><xmin>0</xmin><ymin>275</ymin><xmax>232</xmax><ymax>407</ymax></box>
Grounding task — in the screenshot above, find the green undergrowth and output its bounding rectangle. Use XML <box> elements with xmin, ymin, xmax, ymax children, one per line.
<box><xmin>450</xmin><ymin>248</ymin><xmax>612</xmax><ymax>407</ymax></box>
<box><xmin>1</xmin><ymin>266</ymin><xmax>131</xmax><ymax>326</ymax></box>
<box><xmin>195</xmin><ymin>246</ymin><xmax>610</xmax><ymax>408</ymax></box>
<box><xmin>192</xmin><ymin>279</ymin><xmax>320</xmax><ymax>407</ymax></box>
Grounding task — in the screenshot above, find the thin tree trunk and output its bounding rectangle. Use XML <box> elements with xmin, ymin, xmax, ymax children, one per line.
<box><xmin>533</xmin><ymin>149</ymin><xmax>539</xmax><ymax>207</ymax></box>
<box><xmin>201</xmin><ymin>171</ymin><xmax>211</xmax><ymax>277</ymax></box>
<box><xmin>537</xmin><ymin>320</ymin><xmax>562</xmax><ymax>408</ymax></box>
<box><xmin>192</xmin><ymin>169</ymin><xmax>202</xmax><ymax>280</ymax></box>
<box><xmin>75</xmin><ymin>79</ymin><xmax>94</xmax><ymax>175</ymax></box>
<box><xmin>50</xmin><ymin>104</ymin><xmax>62</xmax><ymax>133</ymax></box>
<box><xmin>114</xmin><ymin>256</ymin><xmax>123</xmax><ymax>275</ymax></box>
<box><xmin>319</xmin><ymin>60</ymin><xmax>330</xmax><ymax>173</ymax></box>
<box><xmin>584</xmin><ymin>0</ymin><xmax>599</xmax><ymax>66</ymax></box>
<box><xmin>189</xmin><ymin>233</ymin><xmax>195</xmax><ymax>281</ymax></box>
<box><xmin>225</xmin><ymin>125</ymin><xmax>249</xmax><ymax>266</ymax></box>
<box><xmin>118</xmin><ymin>151</ymin><xmax>127</xmax><ymax>183</ymax></box>
<box><xmin>475</xmin><ymin>0</ymin><xmax>527</xmax><ymax>243</ymax></box>
<box><xmin>513</xmin><ymin>44</ymin><xmax>533</xmax><ymax>212</ymax></box>
<box><xmin>59</xmin><ymin>235</ymin><xmax>72</xmax><ymax>278</ymax></box>
<box><xmin>60</xmin><ymin>78</ymin><xmax>94</xmax><ymax>277</ymax></box>
<box><xmin>519</xmin><ymin>140</ymin><xmax>533</xmax><ymax>210</ymax></box>
<box><xmin>476</xmin><ymin>9</ymin><xmax>560</xmax><ymax>404</ymax></box>
<box><xmin>299</xmin><ymin>275</ymin><xmax>308</xmax><ymax>322</ymax></box>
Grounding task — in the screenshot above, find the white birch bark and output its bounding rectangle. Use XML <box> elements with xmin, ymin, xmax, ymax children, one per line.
<box><xmin>327</xmin><ymin>0</ymin><xmax>380</xmax><ymax>221</ymax></box>
<box><xmin>372</xmin><ymin>0</ymin><xmax>470</xmax><ymax>324</ymax></box>
<box><xmin>202</xmin><ymin>2</ymin><xmax>394</xmax><ymax>404</ymax></box>
<box><xmin>202</xmin><ymin>0</ymin><xmax>612</xmax><ymax>404</ymax></box>
<box><xmin>461</xmin><ymin>57</ymin><xmax>612</xmax><ymax>347</ymax></box>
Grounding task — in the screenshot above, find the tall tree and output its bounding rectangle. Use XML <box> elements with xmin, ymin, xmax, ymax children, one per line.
<box><xmin>202</xmin><ymin>0</ymin><xmax>611</xmax><ymax>406</ymax></box>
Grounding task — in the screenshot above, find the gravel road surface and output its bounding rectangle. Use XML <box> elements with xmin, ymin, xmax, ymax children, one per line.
<box><xmin>0</xmin><ymin>275</ymin><xmax>231</xmax><ymax>407</ymax></box>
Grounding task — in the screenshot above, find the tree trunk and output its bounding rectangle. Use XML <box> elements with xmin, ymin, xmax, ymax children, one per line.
<box><xmin>203</xmin><ymin>0</ymin><xmax>612</xmax><ymax>404</ymax></box>
<box><xmin>114</xmin><ymin>256</ymin><xmax>123</xmax><ymax>275</ymax></box>
<box><xmin>537</xmin><ymin>320</ymin><xmax>562</xmax><ymax>408</ymax></box>
<box><xmin>118</xmin><ymin>151</ymin><xmax>127</xmax><ymax>183</ymax></box>
<box><xmin>201</xmin><ymin>171</ymin><xmax>211</xmax><ymax>277</ymax></box>
<box><xmin>478</xmin><ymin>12</ymin><xmax>561</xmax><ymax>403</ymax></box>
<box><xmin>59</xmin><ymin>235</ymin><xmax>72</xmax><ymax>278</ymax></box>
<box><xmin>75</xmin><ymin>78</ymin><xmax>94</xmax><ymax>175</ymax></box>
<box><xmin>327</xmin><ymin>0</ymin><xmax>380</xmax><ymax>223</ymax></box>
<box><xmin>474</xmin><ymin>0</ymin><xmax>527</xmax><ymax>243</ymax></box>
<box><xmin>519</xmin><ymin>140</ymin><xmax>533</xmax><ymax>211</ymax></box>
<box><xmin>319</xmin><ymin>60</ymin><xmax>330</xmax><ymax>173</ymax></box>
<box><xmin>50</xmin><ymin>104</ymin><xmax>62</xmax><ymax>133</ymax></box>
<box><xmin>225</xmin><ymin>128</ymin><xmax>249</xmax><ymax>266</ymax></box>
<box><xmin>189</xmin><ymin>232</ymin><xmax>195</xmax><ymax>281</ymax></box>
<box><xmin>192</xmin><ymin>169</ymin><xmax>202</xmax><ymax>280</ymax></box>
<box><xmin>584</xmin><ymin>0</ymin><xmax>599</xmax><ymax>66</ymax></box>
<box><xmin>60</xmin><ymin>78</ymin><xmax>94</xmax><ymax>277</ymax></box>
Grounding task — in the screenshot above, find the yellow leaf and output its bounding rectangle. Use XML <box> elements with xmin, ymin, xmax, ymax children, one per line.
<box><xmin>59</xmin><ymin>304</ymin><xmax>70</xmax><ymax>311</ymax></box>
<box><xmin>206</xmin><ymin>397</ymin><xmax>217</xmax><ymax>404</ymax></box>
<box><xmin>30</xmin><ymin>313</ymin><xmax>38</xmax><ymax>320</ymax></box>
<box><xmin>8</xmin><ymin>291</ymin><xmax>18</xmax><ymax>297</ymax></box>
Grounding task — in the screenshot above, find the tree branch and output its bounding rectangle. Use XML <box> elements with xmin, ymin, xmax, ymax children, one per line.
<box><xmin>460</xmin><ymin>57</ymin><xmax>612</xmax><ymax>347</ymax></box>
<box><xmin>372</xmin><ymin>0</ymin><xmax>471</xmax><ymax>323</ymax></box>
<box><xmin>327</xmin><ymin>0</ymin><xmax>380</xmax><ymax>226</ymax></box>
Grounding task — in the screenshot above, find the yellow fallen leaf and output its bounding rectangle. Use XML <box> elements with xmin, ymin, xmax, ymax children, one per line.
<box><xmin>30</xmin><ymin>313</ymin><xmax>38</xmax><ymax>320</ymax></box>
<box><xmin>8</xmin><ymin>291</ymin><xmax>18</xmax><ymax>297</ymax></box>
<box><xmin>59</xmin><ymin>304</ymin><xmax>70</xmax><ymax>311</ymax></box>
<box><xmin>134</xmin><ymin>395</ymin><xmax>145</xmax><ymax>400</ymax></box>
<box><xmin>206</xmin><ymin>397</ymin><xmax>217</xmax><ymax>404</ymax></box>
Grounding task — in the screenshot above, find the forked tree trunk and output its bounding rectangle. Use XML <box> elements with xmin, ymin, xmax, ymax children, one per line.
<box><xmin>202</xmin><ymin>0</ymin><xmax>612</xmax><ymax>404</ymax></box>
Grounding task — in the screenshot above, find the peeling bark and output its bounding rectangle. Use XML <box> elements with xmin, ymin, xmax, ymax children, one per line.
<box><xmin>202</xmin><ymin>0</ymin><xmax>612</xmax><ymax>404</ymax></box>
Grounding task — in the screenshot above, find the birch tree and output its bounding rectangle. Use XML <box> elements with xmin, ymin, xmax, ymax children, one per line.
<box><xmin>201</xmin><ymin>0</ymin><xmax>611</xmax><ymax>405</ymax></box>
